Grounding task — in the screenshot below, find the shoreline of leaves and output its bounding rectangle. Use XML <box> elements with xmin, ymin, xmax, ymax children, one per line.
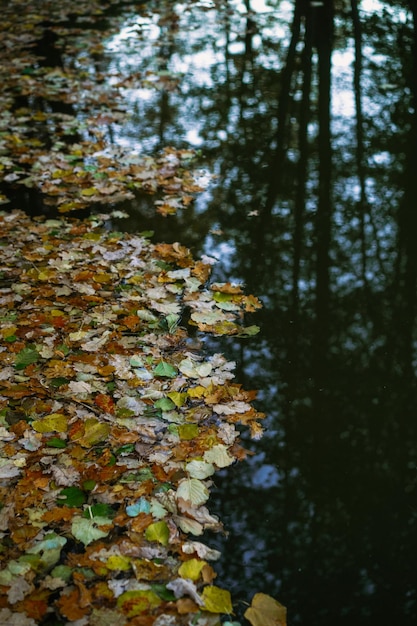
<box><xmin>0</xmin><ymin>209</ymin><xmax>265</xmax><ymax>625</ymax></box>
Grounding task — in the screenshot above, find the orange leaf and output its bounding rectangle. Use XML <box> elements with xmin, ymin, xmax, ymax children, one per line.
<box><xmin>95</xmin><ymin>393</ymin><xmax>115</xmax><ymax>414</ymax></box>
<box><xmin>19</xmin><ymin>590</ymin><xmax>50</xmax><ymax>621</ymax></box>
<box><xmin>57</xmin><ymin>588</ymin><xmax>90</xmax><ymax>621</ymax></box>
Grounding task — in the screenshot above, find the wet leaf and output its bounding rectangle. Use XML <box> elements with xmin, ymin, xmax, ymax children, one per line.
<box><xmin>178</xmin><ymin>558</ymin><xmax>207</xmax><ymax>581</ymax></box>
<box><xmin>117</xmin><ymin>589</ymin><xmax>162</xmax><ymax>617</ymax></box>
<box><xmin>32</xmin><ymin>413</ymin><xmax>68</xmax><ymax>433</ymax></box>
<box><xmin>71</xmin><ymin>516</ymin><xmax>112</xmax><ymax>545</ymax></box>
<box><xmin>176</xmin><ymin>478</ymin><xmax>210</xmax><ymax>506</ymax></box>
<box><xmin>244</xmin><ymin>593</ymin><xmax>287</xmax><ymax>626</ymax></box>
<box><xmin>201</xmin><ymin>585</ymin><xmax>233</xmax><ymax>614</ymax></box>
<box><xmin>57</xmin><ymin>487</ymin><xmax>86</xmax><ymax>508</ymax></box>
<box><xmin>145</xmin><ymin>520</ymin><xmax>170</xmax><ymax>546</ymax></box>
<box><xmin>15</xmin><ymin>346</ymin><xmax>41</xmax><ymax>370</ymax></box>
<box><xmin>153</xmin><ymin>360</ymin><xmax>178</xmax><ymax>378</ymax></box>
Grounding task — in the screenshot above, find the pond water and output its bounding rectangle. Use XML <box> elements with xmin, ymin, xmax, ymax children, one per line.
<box><xmin>5</xmin><ymin>0</ymin><xmax>417</xmax><ymax>624</ymax></box>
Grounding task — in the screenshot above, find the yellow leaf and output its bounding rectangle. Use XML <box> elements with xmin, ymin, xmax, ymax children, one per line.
<box><xmin>106</xmin><ymin>555</ymin><xmax>131</xmax><ymax>571</ymax></box>
<box><xmin>81</xmin><ymin>187</ymin><xmax>98</xmax><ymax>196</ymax></box>
<box><xmin>32</xmin><ymin>413</ymin><xmax>68</xmax><ymax>433</ymax></box>
<box><xmin>201</xmin><ymin>585</ymin><xmax>233</xmax><ymax>614</ymax></box>
<box><xmin>178</xmin><ymin>558</ymin><xmax>207</xmax><ymax>581</ymax></box>
<box><xmin>244</xmin><ymin>593</ymin><xmax>287</xmax><ymax>626</ymax></box>
<box><xmin>77</xmin><ymin>418</ymin><xmax>111</xmax><ymax>447</ymax></box>
<box><xmin>145</xmin><ymin>520</ymin><xmax>169</xmax><ymax>546</ymax></box>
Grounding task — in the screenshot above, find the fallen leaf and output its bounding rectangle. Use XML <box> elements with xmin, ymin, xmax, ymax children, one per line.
<box><xmin>244</xmin><ymin>593</ymin><xmax>287</xmax><ymax>626</ymax></box>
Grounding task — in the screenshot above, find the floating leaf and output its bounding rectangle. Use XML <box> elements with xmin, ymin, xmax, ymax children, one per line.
<box><xmin>154</xmin><ymin>397</ymin><xmax>176</xmax><ymax>411</ymax></box>
<box><xmin>178</xmin><ymin>558</ymin><xmax>207</xmax><ymax>581</ymax></box>
<box><xmin>153</xmin><ymin>360</ymin><xmax>178</xmax><ymax>378</ymax></box>
<box><xmin>46</xmin><ymin>437</ymin><xmax>67</xmax><ymax>448</ymax></box>
<box><xmin>126</xmin><ymin>497</ymin><xmax>151</xmax><ymax>517</ymax></box>
<box><xmin>57</xmin><ymin>487</ymin><xmax>86</xmax><ymax>508</ymax></box>
<box><xmin>201</xmin><ymin>585</ymin><xmax>233</xmax><ymax>614</ymax></box>
<box><xmin>204</xmin><ymin>444</ymin><xmax>235</xmax><ymax>468</ymax></box>
<box><xmin>176</xmin><ymin>478</ymin><xmax>210</xmax><ymax>506</ymax></box>
<box><xmin>177</xmin><ymin>423</ymin><xmax>199</xmax><ymax>440</ymax></box>
<box><xmin>244</xmin><ymin>593</ymin><xmax>287</xmax><ymax>626</ymax></box>
<box><xmin>106</xmin><ymin>555</ymin><xmax>131</xmax><ymax>571</ymax></box>
<box><xmin>71</xmin><ymin>516</ymin><xmax>112</xmax><ymax>545</ymax></box>
<box><xmin>32</xmin><ymin>413</ymin><xmax>68</xmax><ymax>433</ymax></box>
<box><xmin>167</xmin><ymin>391</ymin><xmax>187</xmax><ymax>407</ymax></box>
<box><xmin>76</xmin><ymin>418</ymin><xmax>111</xmax><ymax>447</ymax></box>
<box><xmin>145</xmin><ymin>520</ymin><xmax>170</xmax><ymax>546</ymax></box>
<box><xmin>117</xmin><ymin>589</ymin><xmax>161</xmax><ymax>617</ymax></box>
<box><xmin>83</xmin><ymin>503</ymin><xmax>114</xmax><ymax>519</ymax></box>
<box><xmin>186</xmin><ymin>459</ymin><xmax>215</xmax><ymax>479</ymax></box>
<box><xmin>14</xmin><ymin>345</ymin><xmax>41</xmax><ymax>369</ymax></box>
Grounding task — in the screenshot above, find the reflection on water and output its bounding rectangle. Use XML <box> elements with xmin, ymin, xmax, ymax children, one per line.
<box><xmin>9</xmin><ymin>0</ymin><xmax>417</xmax><ymax>623</ymax></box>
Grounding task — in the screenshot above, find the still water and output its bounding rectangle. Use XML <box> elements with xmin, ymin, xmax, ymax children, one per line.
<box><xmin>7</xmin><ymin>0</ymin><xmax>417</xmax><ymax>624</ymax></box>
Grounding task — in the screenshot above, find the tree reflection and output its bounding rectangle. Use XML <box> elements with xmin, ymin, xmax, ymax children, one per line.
<box><xmin>6</xmin><ymin>0</ymin><xmax>417</xmax><ymax>623</ymax></box>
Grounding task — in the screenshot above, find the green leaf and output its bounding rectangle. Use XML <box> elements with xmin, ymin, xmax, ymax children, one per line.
<box><xmin>49</xmin><ymin>377</ymin><xmax>70</xmax><ymax>388</ymax></box>
<box><xmin>154</xmin><ymin>397</ymin><xmax>176</xmax><ymax>411</ymax></box>
<box><xmin>71</xmin><ymin>516</ymin><xmax>112</xmax><ymax>545</ymax></box>
<box><xmin>145</xmin><ymin>520</ymin><xmax>170</xmax><ymax>546</ymax></box>
<box><xmin>46</xmin><ymin>437</ymin><xmax>67</xmax><ymax>448</ymax></box>
<box><xmin>57</xmin><ymin>487</ymin><xmax>86</xmax><ymax>508</ymax></box>
<box><xmin>14</xmin><ymin>345</ymin><xmax>41</xmax><ymax>369</ymax></box>
<box><xmin>153</xmin><ymin>360</ymin><xmax>178</xmax><ymax>378</ymax></box>
<box><xmin>83</xmin><ymin>503</ymin><xmax>114</xmax><ymax>519</ymax></box>
<box><xmin>150</xmin><ymin>584</ymin><xmax>176</xmax><ymax>602</ymax></box>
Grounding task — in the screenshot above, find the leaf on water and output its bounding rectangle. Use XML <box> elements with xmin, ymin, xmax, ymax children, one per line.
<box><xmin>186</xmin><ymin>459</ymin><xmax>215</xmax><ymax>479</ymax></box>
<box><xmin>204</xmin><ymin>444</ymin><xmax>235</xmax><ymax>468</ymax></box>
<box><xmin>117</xmin><ymin>589</ymin><xmax>161</xmax><ymax>617</ymax></box>
<box><xmin>126</xmin><ymin>497</ymin><xmax>151</xmax><ymax>517</ymax></box>
<box><xmin>145</xmin><ymin>520</ymin><xmax>170</xmax><ymax>546</ymax></box>
<box><xmin>201</xmin><ymin>585</ymin><xmax>233</xmax><ymax>614</ymax></box>
<box><xmin>177</xmin><ymin>423</ymin><xmax>199</xmax><ymax>440</ymax></box>
<box><xmin>14</xmin><ymin>345</ymin><xmax>41</xmax><ymax>370</ymax></box>
<box><xmin>57</xmin><ymin>486</ymin><xmax>86</xmax><ymax>507</ymax></box>
<box><xmin>76</xmin><ymin>418</ymin><xmax>111</xmax><ymax>447</ymax></box>
<box><xmin>176</xmin><ymin>478</ymin><xmax>210</xmax><ymax>506</ymax></box>
<box><xmin>178</xmin><ymin>558</ymin><xmax>207</xmax><ymax>582</ymax></box>
<box><xmin>153</xmin><ymin>360</ymin><xmax>178</xmax><ymax>378</ymax></box>
<box><xmin>244</xmin><ymin>593</ymin><xmax>287</xmax><ymax>626</ymax></box>
<box><xmin>32</xmin><ymin>413</ymin><xmax>68</xmax><ymax>433</ymax></box>
<box><xmin>71</xmin><ymin>516</ymin><xmax>112</xmax><ymax>545</ymax></box>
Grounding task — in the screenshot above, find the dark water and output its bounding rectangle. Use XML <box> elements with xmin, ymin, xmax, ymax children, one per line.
<box><xmin>6</xmin><ymin>0</ymin><xmax>417</xmax><ymax>624</ymax></box>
